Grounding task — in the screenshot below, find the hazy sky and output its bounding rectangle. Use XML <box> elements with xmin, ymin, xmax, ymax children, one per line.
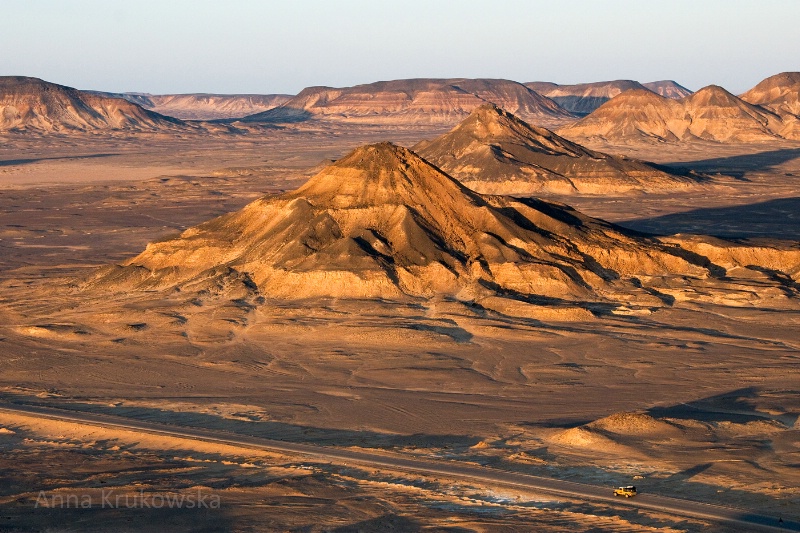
<box><xmin>2</xmin><ymin>0</ymin><xmax>797</xmax><ymax>95</ymax></box>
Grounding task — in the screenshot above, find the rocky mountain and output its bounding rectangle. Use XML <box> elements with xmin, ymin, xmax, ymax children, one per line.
<box><xmin>740</xmin><ymin>72</ymin><xmax>800</xmax><ymax>115</ymax></box>
<box><xmin>90</xmin><ymin>91</ymin><xmax>293</xmax><ymax>120</ymax></box>
<box><xmin>241</xmin><ymin>78</ymin><xmax>573</xmax><ymax>125</ymax></box>
<box><xmin>414</xmin><ymin>104</ymin><xmax>702</xmax><ymax>194</ymax></box>
<box><xmin>0</xmin><ymin>76</ymin><xmax>186</xmax><ymax>132</ymax></box>
<box><xmin>642</xmin><ymin>80</ymin><xmax>693</xmax><ymax>99</ymax></box>
<box><xmin>85</xmin><ymin>142</ymin><xmax>798</xmax><ymax>317</ymax></box>
<box><xmin>524</xmin><ymin>80</ymin><xmax>648</xmax><ymax>115</ymax></box>
<box><xmin>740</xmin><ymin>72</ymin><xmax>800</xmax><ymax>140</ymax></box>
<box><xmin>558</xmin><ymin>85</ymin><xmax>787</xmax><ymax>143</ymax></box>
<box><xmin>86</xmin><ymin>91</ymin><xmax>155</xmax><ymax>108</ymax></box>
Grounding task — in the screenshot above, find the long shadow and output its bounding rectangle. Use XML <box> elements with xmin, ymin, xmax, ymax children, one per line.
<box><xmin>0</xmin><ymin>153</ymin><xmax>119</xmax><ymax>167</ymax></box>
<box><xmin>618</xmin><ymin>197</ymin><xmax>800</xmax><ymax>239</ymax></box>
<box><xmin>0</xmin><ymin>393</ymin><xmax>481</xmax><ymax>450</ymax></box>
<box><xmin>666</xmin><ymin>462</ymin><xmax>715</xmax><ymax>481</ymax></box>
<box><xmin>647</xmin><ymin>387</ymin><xmax>800</xmax><ymax>426</ymax></box>
<box><xmin>1</xmin><ymin>506</ymin><xmax>237</xmax><ymax>531</ymax></box>
<box><xmin>238</xmin><ymin>107</ymin><xmax>313</xmax><ymax>124</ymax></box>
<box><xmin>660</xmin><ymin>147</ymin><xmax>800</xmax><ymax>178</ymax></box>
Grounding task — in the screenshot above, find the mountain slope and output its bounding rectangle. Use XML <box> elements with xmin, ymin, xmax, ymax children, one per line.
<box><xmin>524</xmin><ymin>80</ymin><xmax>647</xmax><ymax>115</ymax></box>
<box><xmin>83</xmin><ymin>141</ymin><xmax>798</xmax><ymax>320</ymax></box>
<box><xmin>558</xmin><ymin>85</ymin><xmax>787</xmax><ymax>143</ymax></box>
<box><xmin>642</xmin><ymin>80</ymin><xmax>693</xmax><ymax>99</ymax></box>
<box><xmin>741</xmin><ymin>72</ymin><xmax>800</xmax><ymax>116</ymax></box>
<box><xmin>682</xmin><ymin>85</ymin><xmax>783</xmax><ymax>140</ymax></box>
<box><xmin>0</xmin><ymin>77</ymin><xmax>186</xmax><ymax>132</ymax></box>
<box><xmin>414</xmin><ymin>104</ymin><xmax>703</xmax><ymax>194</ymax></box>
<box><xmin>90</xmin><ymin>92</ymin><xmax>293</xmax><ymax>120</ymax></box>
<box><xmin>740</xmin><ymin>72</ymin><xmax>800</xmax><ymax>140</ymax></box>
<box><xmin>242</xmin><ymin>79</ymin><xmax>573</xmax><ymax>125</ymax></box>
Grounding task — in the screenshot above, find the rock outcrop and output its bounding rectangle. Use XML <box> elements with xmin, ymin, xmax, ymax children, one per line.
<box><xmin>85</xmin><ymin>142</ymin><xmax>798</xmax><ymax>316</ymax></box>
<box><xmin>558</xmin><ymin>85</ymin><xmax>788</xmax><ymax>143</ymax></box>
<box><xmin>0</xmin><ymin>77</ymin><xmax>186</xmax><ymax>132</ymax></box>
<box><xmin>242</xmin><ymin>78</ymin><xmax>572</xmax><ymax>125</ymax></box>
<box><xmin>414</xmin><ymin>104</ymin><xmax>703</xmax><ymax>194</ymax></box>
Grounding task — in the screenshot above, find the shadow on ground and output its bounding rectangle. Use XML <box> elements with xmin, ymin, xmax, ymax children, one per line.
<box><xmin>0</xmin><ymin>153</ymin><xmax>119</xmax><ymax>167</ymax></box>
<box><xmin>618</xmin><ymin>197</ymin><xmax>800</xmax><ymax>238</ymax></box>
<box><xmin>661</xmin><ymin>147</ymin><xmax>800</xmax><ymax>179</ymax></box>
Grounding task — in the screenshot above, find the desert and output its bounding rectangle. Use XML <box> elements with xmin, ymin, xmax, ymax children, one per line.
<box><xmin>1</xmin><ymin>3</ymin><xmax>800</xmax><ymax>532</ymax></box>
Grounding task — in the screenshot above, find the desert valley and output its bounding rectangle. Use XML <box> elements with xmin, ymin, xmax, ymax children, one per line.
<box><xmin>0</xmin><ymin>68</ymin><xmax>799</xmax><ymax>532</ymax></box>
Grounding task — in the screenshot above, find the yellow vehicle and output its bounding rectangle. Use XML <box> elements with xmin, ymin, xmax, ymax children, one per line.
<box><xmin>614</xmin><ymin>486</ymin><xmax>637</xmax><ymax>498</ymax></box>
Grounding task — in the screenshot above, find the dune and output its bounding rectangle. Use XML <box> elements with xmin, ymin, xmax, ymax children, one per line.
<box><xmin>550</xmin><ymin>426</ymin><xmax>631</xmax><ymax>453</ymax></box>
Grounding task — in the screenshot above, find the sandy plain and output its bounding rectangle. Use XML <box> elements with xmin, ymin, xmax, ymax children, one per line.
<box><xmin>0</xmin><ymin>124</ymin><xmax>799</xmax><ymax>531</ymax></box>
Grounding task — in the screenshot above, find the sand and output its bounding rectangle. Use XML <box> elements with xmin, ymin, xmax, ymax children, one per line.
<box><xmin>0</xmin><ymin>122</ymin><xmax>798</xmax><ymax>531</ymax></box>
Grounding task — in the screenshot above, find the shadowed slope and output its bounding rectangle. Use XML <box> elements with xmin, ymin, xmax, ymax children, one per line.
<box><xmin>682</xmin><ymin>86</ymin><xmax>784</xmax><ymax>141</ymax></box>
<box><xmin>524</xmin><ymin>80</ymin><xmax>648</xmax><ymax>115</ymax></box>
<box><xmin>414</xmin><ymin>104</ymin><xmax>703</xmax><ymax>194</ymax></box>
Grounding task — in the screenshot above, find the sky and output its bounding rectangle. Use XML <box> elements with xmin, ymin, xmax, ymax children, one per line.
<box><xmin>2</xmin><ymin>0</ymin><xmax>798</xmax><ymax>95</ymax></box>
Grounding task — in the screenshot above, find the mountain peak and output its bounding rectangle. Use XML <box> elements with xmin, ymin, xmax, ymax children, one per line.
<box><xmin>685</xmin><ymin>85</ymin><xmax>772</xmax><ymax>114</ymax></box>
<box><xmin>604</xmin><ymin>88</ymin><xmax>670</xmax><ymax>106</ymax></box>
<box><xmin>416</xmin><ymin>107</ymin><xmax>696</xmax><ymax>194</ymax></box>
<box><xmin>335</xmin><ymin>141</ymin><xmax>411</xmax><ymax>167</ymax></box>
<box><xmin>749</xmin><ymin>72</ymin><xmax>800</xmax><ymax>91</ymax></box>
<box><xmin>288</xmin><ymin>142</ymin><xmax>478</xmax><ymax>209</ymax></box>
<box><xmin>415</xmin><ymin>103</ymin><xmax>584</xmax><ymax>158</ymax></box>
<box><xmin>642</xmin><ymin>80</ymin><xmax>693</xmax><ymax>99</ymax></box>
<box><xmin>89</xmin><ymin>136</ymin><xmax>717</xmax><ymax>303</ymax></box>
<box><xmin>740</xmin><ymin>73</ymin><xmax>800</xmax><ymax>125</ymax></box>
<box><xmin>454</xmin><ymin>103</ymin><xmax>536</xmax><ymax>137</ymax></box>
<box><xmin>469</xmin><ymin>102</ymin><xmax>507</xmax><ymax>120</ymax></box>
<box><xmin>690</xmin><ymin>84</ymin><xmax>737</xmax><ymax>100</ymax></box>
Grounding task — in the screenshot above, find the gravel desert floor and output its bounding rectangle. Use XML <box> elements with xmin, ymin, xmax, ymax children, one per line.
<box><xmin>1</xmin><ymin>125</ymin><xmax>799</xmax><ymax>531</ymax></box>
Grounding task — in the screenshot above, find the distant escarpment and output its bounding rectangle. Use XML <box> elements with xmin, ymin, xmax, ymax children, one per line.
<box><xmin>240</xmin><ymin>78</ymin><xmax>573</xmax><ymax>125</ymax></box>
<box><xmin>524</xmin><ymin>80</ymin><xmax>692</xmax><ymax>115</ymax></box>
<box><xmin>88</xmin><ymin>91</ymin><xmax>293</xmax><ymax>120</ymax></box>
